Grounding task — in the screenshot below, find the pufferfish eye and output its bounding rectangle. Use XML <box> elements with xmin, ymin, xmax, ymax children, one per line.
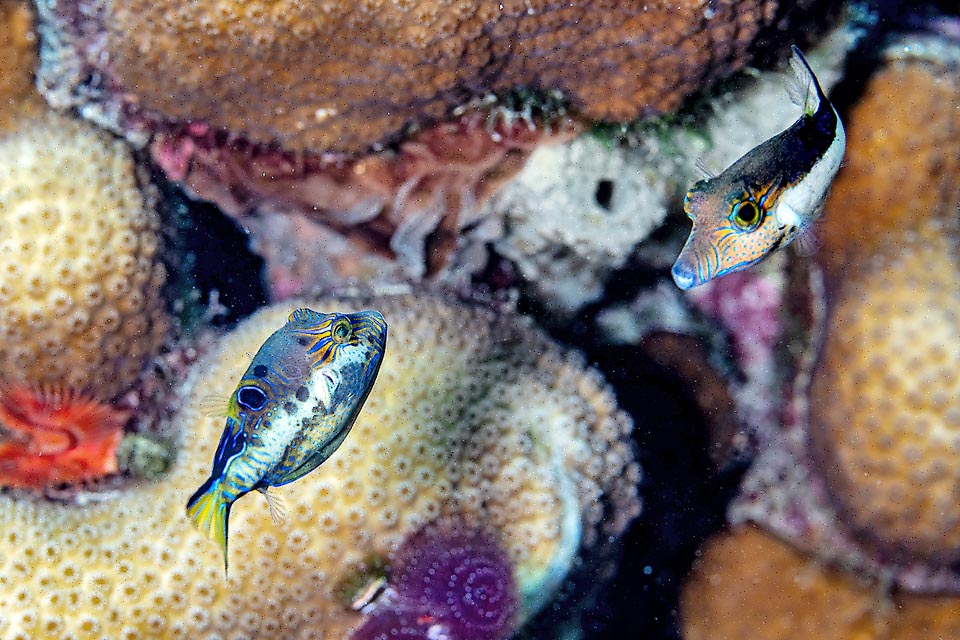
<box><xmin>237</xmin><ymin>385</ymin><xmax>269</xmax><ymax>411</ymax></box>
<box><xmin>331</xmin><ymin>317</ymin><xmax>353</xmax><ymax>344</ymax></box>
<box><xmin>732</xmin><ymin>200</ymin><xmax>763</xmax><ymax>231</ymax></box>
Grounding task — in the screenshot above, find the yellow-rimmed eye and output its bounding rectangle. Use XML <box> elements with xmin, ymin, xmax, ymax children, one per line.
<box><xmin>331</xmin><ymin>317</ymin><xmax>352</xmax><ymax>343</ymax></box>
<box><xmin>732</xmin><ymin>200</ymin><xmax>763</xmax><ymax>230</ymax></box>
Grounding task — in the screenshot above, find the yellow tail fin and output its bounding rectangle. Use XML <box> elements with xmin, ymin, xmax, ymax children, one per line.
<box><xmin>186</xmin><ymin>481</ymin><xmax>231</xmax><ymax>575</ymax></box>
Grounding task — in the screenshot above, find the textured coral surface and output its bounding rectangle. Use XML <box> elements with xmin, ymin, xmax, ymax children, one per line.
<box><xmin>46</xmin><ymin>0</ymin><xmax>778</xmax><ymax>153</ymax></box>
<box><xmin>0</xmin><ymin>294</ymin><xmax>639</xmax><ymax>639</ymax></box>
<box><xmin>0</xmin><ymin>0</ymin><xmax>41</xmax><ymax>131</ymax></box>
<box><xmin>809</xmin><ymin>56</ymin><xmax>960</xmax><ymax>562</ymax></box>
<box><xmin>0</xmin><ymin>111</ymin><xmax>168</xmax><ymax>399</ymax></box>
<box><xmin>681</xmin><ymin>527</ymin><xmax>960</xmax><ymax>640</ymax></box>
<box><xmin>490</xmin><ymin>134</ymin><xmax>669</xmax><ymax>313</ymax></box>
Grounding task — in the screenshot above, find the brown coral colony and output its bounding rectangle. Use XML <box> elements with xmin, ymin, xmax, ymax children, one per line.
<box><xmin>103</xmin><ymin>0</ymin><xmax>776</xmax><ymax>153</ymax></box>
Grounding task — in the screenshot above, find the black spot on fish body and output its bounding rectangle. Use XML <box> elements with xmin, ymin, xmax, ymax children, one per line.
<box><xmin>253</xmin><ymin>365</ymin><xmax>268</xmax><ymax>378</ymax></box>
<box><xmin>295</xmin><ymin>387</ymin><xmax>310</xmax><ymax>402</ymax></box>
<box><xmin>284</xmin><ymin>401</ymin><xmax>297</xmax><ymax>414</ymax></box>
<box><xmin>297</xmin><ymin>337</ymin><xmax>309</xmax><ymax>346</ymax></box>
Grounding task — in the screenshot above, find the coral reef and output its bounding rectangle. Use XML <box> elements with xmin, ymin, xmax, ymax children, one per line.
<box><xmin>37</xmin><ymin>0</ymin><xmax>788</xmax><ymax>154</ymax></box>
<box><xmin>725</xmin><ymin>32</ymin><xmax>960</xmax><ymax>592</ymax></box>
<box><xmin>0</xmin><ymin>293</ymin><xmax>639</xmax><ymax>638</ymax></box>
<box><xmin>808</xmin><ymin>48</ymin><xmax>960</xmax><ymax>563</ymax></box>
<box><xmin>0</xmin><ymin>111</ymin><xmax>169</xmax><ymax>400</ymax></box>
<box><xmin>681</xmin><ymin>526</ymin><xmax>960</xmax><ymax>640</ymax></box>
<box><xmin>488</xmin><ymin>135</ymin><xmax>669</xmax><ymax>313</ymax></box>
<box><xmin>157</xmin><ymin>113</ymin><xmax>576</xmax><ymax>295</ymax></box>
<box><xmin>0</xmin><ymin>0</ymin><xmax>41</xmax><ymax>131</ymax></box>
<box><xmin>0</xmin><ymin>385</ymin><xmax>127</xmax><ymax>490</ymax></box>
<box><xmin>31</xmin><ymin>0</ymin><xmax>836</xmax><ymax>301</ymax></box>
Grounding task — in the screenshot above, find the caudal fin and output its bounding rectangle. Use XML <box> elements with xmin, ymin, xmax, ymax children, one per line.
<box><xmin>186</xmin><ymin>479</ymin><xmax>232</xmax><ymax>575</ymax></box>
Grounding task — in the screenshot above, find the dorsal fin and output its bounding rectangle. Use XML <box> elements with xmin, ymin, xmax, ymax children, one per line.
<box><xmin>287</xmin><ymin>308</ymin><xmax>325</xmax><ymax>324</ymax></box>
<box><xmin>786</xmin><ymin>45</ymin><xmax>824</xmax><ymax>117</ymax></box>
<box><xmin>694</xmin><ymin>158</ymin><xmax>716</xmax><ymax>180</ymax></box>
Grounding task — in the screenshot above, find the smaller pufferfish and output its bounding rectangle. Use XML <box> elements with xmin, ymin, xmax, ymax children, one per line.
<box><xmin>186</xmin><ymin>308</ymin><xmax>387</xmax><ymax>574</ymax></box>
<box><xmin>671</xmin><ymin>45</ymin><xmax>846</xmax><ymax>290</ymax></box>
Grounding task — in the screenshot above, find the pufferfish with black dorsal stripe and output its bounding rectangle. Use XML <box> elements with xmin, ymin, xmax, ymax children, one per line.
<box><xmin>186</xmin><ymin>308</ymin><xmax>387</xmax><ymax>574</ymax></box>
<box><xmin>672</xmin><ymin>46</ymin><xmax>845</xmax><ymax>290</ymax></box>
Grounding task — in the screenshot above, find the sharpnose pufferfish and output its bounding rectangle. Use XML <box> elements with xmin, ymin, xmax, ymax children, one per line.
<box><xmin>671</xmin><ymin>45</ymin><xmax>846</xmax><ymax>290</ymax></box>
<box><xmin>186</xmin><ymin>308</ymin><xmax>387</xmax><ymax>573</ymax></box>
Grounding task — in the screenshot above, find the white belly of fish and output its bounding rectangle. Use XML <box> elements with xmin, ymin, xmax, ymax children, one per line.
<box><xmin>775</xmin><ymin>114</ymin><xmax>846</xmax><ymax>231</ymax></box>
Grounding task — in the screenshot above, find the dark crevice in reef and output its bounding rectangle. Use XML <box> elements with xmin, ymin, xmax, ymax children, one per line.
<box><xmin>151</xmin><ymin>166</ymin><xmax>268</xmax><ymax>329</ymax></box>
<box><xmin>518</xmin><ymin>271</ymin><xmax>747</xmax><ymax>639</ymax></box>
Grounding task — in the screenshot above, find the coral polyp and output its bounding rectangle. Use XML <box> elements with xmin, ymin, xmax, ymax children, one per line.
<box><xmin>0</xmin><ymin>384</ymin><xmax>127</xmax><ymax>489</ymax></box>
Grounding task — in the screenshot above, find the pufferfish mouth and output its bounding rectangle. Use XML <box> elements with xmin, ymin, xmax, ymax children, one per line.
<box><xmin>671</xmin><ymin>260</ymin><xmax>700</xmax><ymax>291</ymax></box>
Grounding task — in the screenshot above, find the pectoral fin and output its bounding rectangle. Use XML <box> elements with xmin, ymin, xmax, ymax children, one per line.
<box><xmin>258</xmin><ymin>487</ymin><xmax>288</xmax><ymax>525</ymax></box>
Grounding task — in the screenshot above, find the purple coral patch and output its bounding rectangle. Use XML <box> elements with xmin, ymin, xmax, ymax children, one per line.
<box><xmin>351</xmin><ymin>519</ymin><xmax>518</xmax><ymax>640</ymax></box>
<box><xmin>350</xmin><ymin>611</ymin><xmax>435</xmax><ymax>640</ymax></box>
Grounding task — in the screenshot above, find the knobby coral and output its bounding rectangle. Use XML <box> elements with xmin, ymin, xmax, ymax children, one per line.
<box><xmin>681</xmin><ymin>526</ymin><xmax>960</xmax><ymax>640</ymax></box>
<box><xmin>808</xmin><ymin>46</ymin><xmax>960</xmax><ymax>563</ymax></box>
<box><xmin>0</xmin><ymin>293</ymin><xmax>640</xmax><ymax>639</ymax></box>
<box><xmin>0</xmin><ymin>0</ymin><xmax>41</xmax><ymax>132</ymax></box>
<box><xmin>0</xmin><ymin>111</ymin><xmax>169</xmax><ymax>401</ymax></box>
<box><xmin>38</xmin><ymin>0</ymin><xmax>784</xmax><ymax>154</ymax></box>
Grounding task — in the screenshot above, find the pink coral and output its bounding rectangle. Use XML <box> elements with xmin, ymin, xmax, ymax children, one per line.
<box><xmin>152</xmin><ymin>112</ymin><xmax>578</xmax><ymax>298</ymax></box>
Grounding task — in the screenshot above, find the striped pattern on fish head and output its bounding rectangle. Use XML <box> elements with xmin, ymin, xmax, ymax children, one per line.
<box><xmin>228</xmin><ymin>309</ymin><xmax>387</xmax><ymax>431</ymax></box>
<box><xmin>284</xmin><ymin>307</ymin><xmax>388</xmax><ymax>421</ymax></box>
<box><xmin>672</xmin><ymin>46</ymin><xmax>844</xmax><ymax>290</ymax></box>
<box><xmin>671</xmin><ymin>174</ymin><xmax>792</xmax><ymax>290</ymax></box>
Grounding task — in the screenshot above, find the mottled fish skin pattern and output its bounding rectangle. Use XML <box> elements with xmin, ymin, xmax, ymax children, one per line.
<box><xmin>671</xmin><ymin>46</ymin><xmax>846</xmax><ymax>290</ymax></box>
<box><xmin>186</xmin><ymin>308</ymin><xmax>387</xmax><ymax>572</ymax></box>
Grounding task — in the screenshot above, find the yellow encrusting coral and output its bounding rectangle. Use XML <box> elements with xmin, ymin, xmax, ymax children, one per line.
<box><xmin>0</xmin><ymin>111</ymin><xmax>169</xmax><ymax>399</ymax></box>
<box><xmin>0</xmin><ymin>293</ymin><xmax>639</xmax><ymax>639</ymax></box>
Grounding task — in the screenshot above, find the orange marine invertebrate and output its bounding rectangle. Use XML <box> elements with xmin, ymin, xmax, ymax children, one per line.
<box><xmin>0</xmin><ymin>385</ymin><xmax>127</xmax><ymax>490</ymax></box>
<box><xmin>39</xmin><ymin>0</ymin><xmax>789</xmax><ymax>154</ymax></box>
